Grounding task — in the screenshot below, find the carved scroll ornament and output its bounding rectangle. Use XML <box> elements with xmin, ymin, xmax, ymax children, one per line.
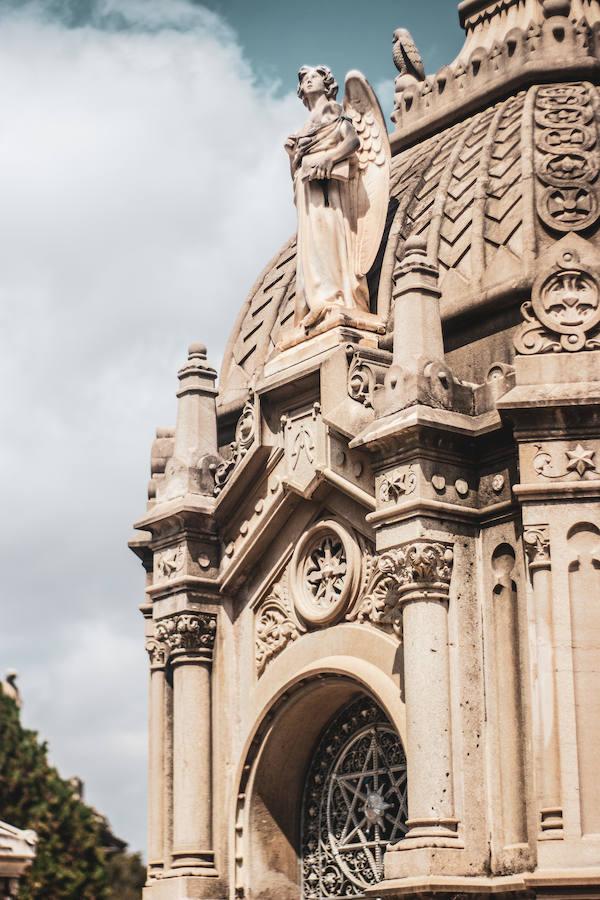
<box><xmin>514</xmin><ymin>238</ymin><xmax>600</xmax><ymax>354</ymax></box>
<box><xmin>348</xmin><ymin>540</ymin><xmax>454</xmax><ymax>635</ymax></box>
<box><xmin>213</xmin><ymin>398</ymin><xmax>256</xmax><ymax>496</ymax></box>
<box><xmin>255</xmin><ymin>584</ymin><xmax>300</xmax><ymax>676</ymax></box>
<box><xmin>523</xmin><ymin>525</ymin><xmax>551</xmax><ymax>568</ymax></box>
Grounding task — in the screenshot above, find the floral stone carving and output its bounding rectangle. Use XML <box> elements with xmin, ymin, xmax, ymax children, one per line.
<box><xmin>514</xmin><ymin>237</ymin><xmax>600</xmax><ymax>354</ymax></box>
<box><xmin>523</xmin><ymin>526</ymin><xmax>551</xmax><ymax>567</ymax></box>
<box><xmin>349</xmin><ymin>540</ymin><xmax>454</xmax><ymax>636</ymax></box>
<box><xmin>255</xmin><ymin>584</ymin><xmax>300</xmax><ymax>676</ymax></box>
<box><xmin>290</xmin><ymin>520</ymin><xmax>363</xmax><ymax>627</ymax></box>
<box><xmin>213</xmin><ymin>398</ymin><xmax>256</xmax><ymax>496</ymax></box>
<box><xmin>156</xmin><ymin>613</ymin><xmax>217</xmax><ymax>656</ymax></box>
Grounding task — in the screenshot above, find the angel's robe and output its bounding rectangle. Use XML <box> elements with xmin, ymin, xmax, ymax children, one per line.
<box><xmin>291</xmin><ymin>115</ymin><xmax>370</xmax><ymax>324</ymax></box>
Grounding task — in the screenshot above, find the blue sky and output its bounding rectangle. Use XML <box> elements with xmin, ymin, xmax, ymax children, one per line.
<box><xmin>0</xmin><ymin>0</ymin><xmax>467</xmax><ymax>858</ymax></box>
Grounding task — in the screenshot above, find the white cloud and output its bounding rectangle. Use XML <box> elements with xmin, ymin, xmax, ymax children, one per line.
<box><xmin>0</xmin><ymin>0</ymin><xmax>299</xmax><ymax>854</ymax></box>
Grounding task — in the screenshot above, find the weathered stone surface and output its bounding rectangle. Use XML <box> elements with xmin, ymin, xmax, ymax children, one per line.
<box><xmin>131</xmin><ymin>2</ymin><xmax>600</xmax><ymax>898</ymax></box>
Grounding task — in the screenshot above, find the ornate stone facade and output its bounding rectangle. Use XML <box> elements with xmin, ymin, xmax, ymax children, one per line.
<box><xmin>131</xmin><ymin>2</ymin><xmax>600</xmax><ymax>898</ymax></box>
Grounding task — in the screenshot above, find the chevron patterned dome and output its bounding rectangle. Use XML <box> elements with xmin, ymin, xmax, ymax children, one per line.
<box><xmin>219</xmin><ymin>4</ymin><xmax>600</xmax><ymax>410</ymax></box>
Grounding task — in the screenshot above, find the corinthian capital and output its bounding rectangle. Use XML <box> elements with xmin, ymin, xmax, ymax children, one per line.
<box><xmin>156</xmin><ymin>613</ymin><xmax>217</xmax><ymax>660</ymax></box>
<box><xmin>145</xmin><ymin>637</ymin><xmax>169</xmax><ymax>670</ymax></box>
<box><xmin>349</xmin><ymin>540</ymin><xmax>454</xmax><ymax>634</ymax></box>
<box><xmin>523</xmin><ymin>526</ymin><xmax>551</xmax><ymax>568</ymax></box>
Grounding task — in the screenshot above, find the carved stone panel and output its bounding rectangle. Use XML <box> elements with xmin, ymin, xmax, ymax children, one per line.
<box><xmin>534</xmin><ymin>83</ymin><xmax>600</xmax><ymax>234</ymax></box>
<box><xmin>514</xmin><ymin>235</ymin><xmax>600</xmax><ymax>354</ymax></box>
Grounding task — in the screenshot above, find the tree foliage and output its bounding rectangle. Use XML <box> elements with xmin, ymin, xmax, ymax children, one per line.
<box><xmin>0</xmin><ymin>691</ymin><xmax>143</xmax><ymax>899</ymax></box>
<box><xmin>106</xmin><ymin>849</ymin><xmax>146</xmax><ymax>900</ymax></box>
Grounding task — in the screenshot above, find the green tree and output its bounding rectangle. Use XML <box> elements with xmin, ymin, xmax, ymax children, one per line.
<box><xmin>0</xmin><ymin>691</ymin><xmax>109</xmax><ymax>899</ymax></box>
<box><xmin>106</xmin><ymin>849</ymin><xmax>146</xmax><ymax>900</ymax></box>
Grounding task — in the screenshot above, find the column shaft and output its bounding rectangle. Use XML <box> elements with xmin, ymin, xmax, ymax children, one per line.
<box><xmin>402</xmin><ymin>597</ymin><xmax>457</xmax><ymax>842</ymax></box>
<box><xmin>531</xmin><ymin>562</ymin><xmax>563</xmax><ymax>835</ymax></box>
<box><xmin>171</xmin><ymin>654</ymin><xmax>214</xmax><ymax>870</ymax></box>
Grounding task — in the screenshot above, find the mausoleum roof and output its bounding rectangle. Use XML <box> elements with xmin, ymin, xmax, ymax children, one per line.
<box><xmin>219</xmin><ymin>0</ymin><xmax>600</xmax><ymax>411</ymax></box>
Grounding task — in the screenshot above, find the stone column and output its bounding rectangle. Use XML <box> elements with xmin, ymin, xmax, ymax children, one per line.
<box><xmin>157</xmin><ymin>613</ymin><xmax>217</xmax><ymax>872</ymax></box>
<box><xmin>399</xmin><ymin>541</ymin><xmax>459</xmax><ymax>847</ymax></box>
<box><xmin>362</xmin><ymin>539</ymin><xmax>459</xmax><ymax>849</ymax></box>
<box><xmin>523</xmin><ymin>525</ymin><xmax>563</xmax><ymax>837</ymax></box>
<box><xmin>145</xmin><ymin>638</ymin><xmax>169</xmax><ymax>878</ymax></box>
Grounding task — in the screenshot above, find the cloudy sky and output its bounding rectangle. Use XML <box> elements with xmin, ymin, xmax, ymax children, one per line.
<box><xmin>0</xmin><ymin>0</ymin><xmax>463</xmax><ymax>856</ymax></box>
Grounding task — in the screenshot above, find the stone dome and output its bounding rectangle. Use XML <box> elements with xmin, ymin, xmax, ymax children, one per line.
<box><xmin>219</xmin><ymin>1</ymin><xmax>600</xmax><ymax>410</ymax></box>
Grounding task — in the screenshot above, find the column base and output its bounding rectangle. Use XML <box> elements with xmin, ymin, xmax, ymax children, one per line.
<box><xmin>384</xmin><ymin>844</ymin><xmax>466</xmax><ymax>881</ymax></box>
<box><xmin>365</xmin><ymin>874</ymin><xmax>528</xmax><ymax>897</ymax></box>
<box><xmin>170</xmin><ymin>850</ymin><xmax>216</xmax><ymax>873</ymax></box>
<box><xmin>143</xmin><ymin>874</ymin><xmax>225</xmax><ymax>900</ymax></box>
<box><xmin>392</xmin><ymin>818</ymin><xmax>462</xmax><ymax>852</ymax></box>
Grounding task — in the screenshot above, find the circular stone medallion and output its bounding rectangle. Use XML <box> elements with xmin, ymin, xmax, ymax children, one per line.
<box><xmin>290</xmin><ymin>520</ymin><xmax>362</xmax><ymax>626</ymax></box>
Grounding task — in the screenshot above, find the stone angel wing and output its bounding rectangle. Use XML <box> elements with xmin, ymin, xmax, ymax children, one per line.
<box><xmin>343</xmin><ymin>71</ymin><xmax>391</xmax><ymax>278</ymax></box>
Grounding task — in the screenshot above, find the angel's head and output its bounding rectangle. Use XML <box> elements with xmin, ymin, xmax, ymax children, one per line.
<box><xmin>297</xmin><ymin>65</ymin><xmax>338</xmax><ymax>107</ymax></box>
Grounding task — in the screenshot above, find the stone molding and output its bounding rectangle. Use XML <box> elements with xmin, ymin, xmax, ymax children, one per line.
<box><xmin>392</xmin><ymin>16</ymin><xmax>600</xmax><ymax>147</ymax></box>
<box><xmin>154</xmin><ymin>613</ymin><xmax>217</xmax><ymax>663</ymax></box>
<box><xmin>349</xmin><ymin>540</ymin><xmax>454</xmax><ymax>635</ymax></box>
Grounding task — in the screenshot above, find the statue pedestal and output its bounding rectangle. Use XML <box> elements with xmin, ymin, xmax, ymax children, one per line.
<box><xmin>264</xmin><ymin>313</ymin><xmax>384</xmax><ymax>382</ymax></box>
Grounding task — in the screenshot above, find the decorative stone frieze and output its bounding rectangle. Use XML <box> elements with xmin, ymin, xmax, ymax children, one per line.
<box><xmin>515</xmin><ymin>238</ymin><xmax>600</xmax><ymax>354</ymax></box>
<box><xmin>349</xmin><ymin>541</ymin><xmax>454</xmax><ymax>635</ymax></box>
<box><xmin>156</xmin><ymin>613</ymin><xmax>217</xmax><ymax>658</ymax></box>
<box><xmin>213</xmin><ymin>397</ymin><xmax>256</xmax><ymax>495</ymax></box>
<box><xmin>534</xmin><ymin>83</ymin><xmax>600</xmax><ymax>234</ymax></box>
<box><xmin>533</xmin><ymin>442</ymin><xmax>598</xmax><ymax>480</ymax></box>
<box><xmin>255</xmin><ymin>583</ymin><xmax>300</xmax><ymax>676</ymax></box>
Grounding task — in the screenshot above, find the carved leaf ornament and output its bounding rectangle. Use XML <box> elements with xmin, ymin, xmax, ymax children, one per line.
<box><xmin>349</xmin><ymin>541</ymin><xmax>454</xmax><ymax>636</ymax></box>
<box><xmin>255</xmin><ymin>584</ymin><xmax>300</xmax><ymax>676</ymax></box>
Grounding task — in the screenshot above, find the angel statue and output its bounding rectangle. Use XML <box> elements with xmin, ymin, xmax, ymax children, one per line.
<box><xmin>285</xmin><ymin>65</ymin><xmax>390</xmax><ymax>332</ymax></box>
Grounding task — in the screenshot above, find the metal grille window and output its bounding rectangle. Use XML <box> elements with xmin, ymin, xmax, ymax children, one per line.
<box><xmin>301</xmin><ymin>697</ymin><xmax>408</xmax><ymax>899</ymax></box>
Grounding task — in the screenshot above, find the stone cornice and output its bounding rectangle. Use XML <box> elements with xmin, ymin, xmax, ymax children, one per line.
<box><xmin>391</xmin><ymin>18</ymin><xmax>600</xmax><ymax>153</ymax></box>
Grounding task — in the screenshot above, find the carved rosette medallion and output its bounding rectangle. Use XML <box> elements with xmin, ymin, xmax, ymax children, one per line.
<box><xmin>290</xmin><ymin>520</ymin><xmax>363</xmax><ymax>626</ymax></box>
<box><xmin>156</xmin><ymin>613</ymin><xmax>217</xmax><ymax>661</ymax></box>
<box><xmin>255</xmin><ymin>583</ymin><xmax>301</xmax><ymax>676</ymax></box>
<box><xmin>523</xmin><ymin>526</ymin><xmax>551</xmax><ymax>570</ymax></box>
<box><xmin>515</xmin><ymin>237</ymin><xmax>600</xmax><ymax>354</ymax></box>
<box><xmin>534</xmin><ymin>83</ymin><xmax>600</xmax><ymax>233</ymax></box>
<box><xmin>349</xmin><ymin>540</ymin><xmax>454</xmax><ymax>636</ymax></box>
<box><xmin>213</xmin><ymin>397</ymin><xmax>256</xmax><ymax>495</ymax></box>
